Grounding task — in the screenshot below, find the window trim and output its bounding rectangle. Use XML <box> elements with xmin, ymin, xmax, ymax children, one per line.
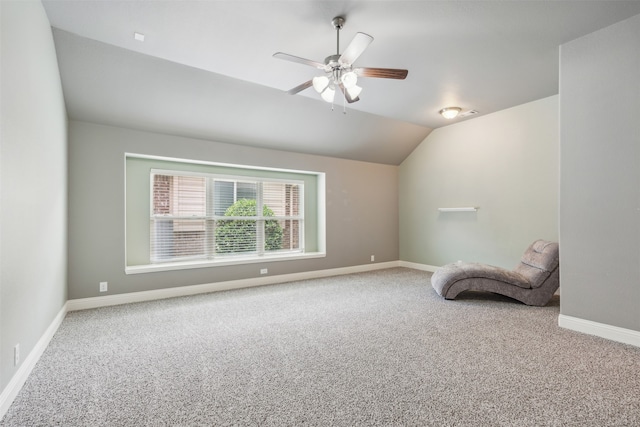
<box><xmin>149</xmin><ymin>169</ymin><xmax>305</xmax><ymax>262</ymax></box>
<box><xmin>125</xmin><ymin>251</ymin><xmax>326</xmax><ymax>275</ymax></box>
<box><xmin>124</xmin><ymin>153</ymin><xmax>326</xmax><ymax>275</ymax></box>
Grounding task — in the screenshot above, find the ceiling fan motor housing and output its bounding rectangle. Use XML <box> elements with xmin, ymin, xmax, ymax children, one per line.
<box><xmin>323</xmin><ymin>54</ymin><xmax>353</xmax><ymax>86</ymax></box>
<box><xmin>324</xmin><ymin>54</ymin><xmax>341</xmax><ymax>68</ymax></box>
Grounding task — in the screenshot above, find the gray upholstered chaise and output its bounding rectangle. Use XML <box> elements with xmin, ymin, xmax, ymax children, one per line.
<box><xmin>431</xmin><ymin>240</ymin><xmax>559</xmax><ymax>306</ymax></box>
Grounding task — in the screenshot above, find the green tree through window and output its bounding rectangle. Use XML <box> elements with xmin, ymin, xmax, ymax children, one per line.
<box><xmin>215</xmin><ymin>199</ymin><xmax>283</xmax><ymax>254</ymax></box>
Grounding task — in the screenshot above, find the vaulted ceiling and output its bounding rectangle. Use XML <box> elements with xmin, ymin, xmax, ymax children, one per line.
<box><xmin>43</xmin><ymin>1</ymin><xmax>640</xmax><ymax>165</ymax></box>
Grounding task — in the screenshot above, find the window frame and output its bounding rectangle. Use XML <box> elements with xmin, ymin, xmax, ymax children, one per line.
<box><xmin>124</xmin><ymin>153</ymin><xmax>326</xmax><ymax>275</ymax></box>
<box><xmin>149</xmin><ymin>169</ymin><xmax>305</xmax><ymax>263</ymax></box>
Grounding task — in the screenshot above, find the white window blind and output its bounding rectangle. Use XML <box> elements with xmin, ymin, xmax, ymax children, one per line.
<box><xmin>150</xmin><ymin>171</ymin><xmax>303</xmax><ymax>263</ymax></box>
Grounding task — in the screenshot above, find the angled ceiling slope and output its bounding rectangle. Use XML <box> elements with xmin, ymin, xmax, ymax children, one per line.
<box><xmin>43</xmin><ymin>1</ymin><xmax>640</xmax><ymax>164</ymax></box>
<box><xmin>52</xmin><ymin>29</ymin><xmax>430</xmax><ymax>165</ymax></box>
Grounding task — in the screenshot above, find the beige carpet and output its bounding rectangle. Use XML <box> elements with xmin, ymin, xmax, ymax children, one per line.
<box><xmin>2</xmin><ymin>268</ymin><xmax>639</xmax><ymax>426</ymax></box>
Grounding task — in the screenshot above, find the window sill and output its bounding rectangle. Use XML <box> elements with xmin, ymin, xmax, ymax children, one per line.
<box><xmin>125</xmin><ymin>252</ymin><xmax>326</xmax><ymax>275</ymax></box>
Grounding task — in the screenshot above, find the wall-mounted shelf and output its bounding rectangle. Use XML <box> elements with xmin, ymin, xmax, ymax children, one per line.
<box><xmin>437</xmin><ymin>207</ymin><xmax>478</xmax><ymax>212</ymax></box>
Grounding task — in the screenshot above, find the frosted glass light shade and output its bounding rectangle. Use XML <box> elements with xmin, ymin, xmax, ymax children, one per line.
<box><xmin>312</xmin><ymin>76</ymin><xmax>329</xmax><ymax>93</ymax></box>
<box><xmin>439</xmin><ymin>107</ymin><xmax>462</xmax><ymax>119</ymax></box>
<box><xmin>341</xmin><ymin>71</ymin><xmax>358</xmax><ymax>88</ymax></box>
<box><xmin>320</xmin><ymin>86</ymin><xmax>335</xmax><ymax>103</ymax></box>
<box><xmin>346</xmin><ymin>85</ymin><xmax>362</xmax><ymax>99</ymax></box>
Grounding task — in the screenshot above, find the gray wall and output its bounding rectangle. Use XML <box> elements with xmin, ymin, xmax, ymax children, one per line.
<box><xmin>0</xmin><ymin>1</ymin><xmax>68</xmax><ymax>391</ymax></box>
<box><xmin>399</xmin><ymin>96</ymin><xmax>559</xmax><ymax>268</ymax></box>
<box><xmin>68</xmin><ymin>121</ymin><xmax>399</xmax><ymax>299</ymax></box>
<box><xmin>559</xmin><ymin>14</ymin><xmax>640</xmax><ymax>331</ymax></box>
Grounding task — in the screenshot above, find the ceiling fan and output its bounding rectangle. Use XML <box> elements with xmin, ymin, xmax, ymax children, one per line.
<box><xmin>273</xmin><ymin>16</ymin><xmax>408</xmax><ymax>105</ymax></box>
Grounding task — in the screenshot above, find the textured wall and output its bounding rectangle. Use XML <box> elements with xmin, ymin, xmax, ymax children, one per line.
<box><xmin>0</xmin><ymin>1</ymin><xmax>68</xmax><ymax>392</ymax></box>
<box><xmin>399</xmin><ymin>96</ymin><xmax>559</xmax><ymax>269</ymax></box>
<box><xmin>68</xmin><ymin>121</ymin><xmax>399</xmax><ymax>299</ymax></box>
<box><xmin>559</xmin><ymin>13</ymin><xmax>640</xmax><ymax>331</ymax></box>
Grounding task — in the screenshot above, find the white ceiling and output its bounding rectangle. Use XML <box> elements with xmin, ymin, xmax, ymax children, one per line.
<box><xmin>42</xmin><ymin>1</ymin><xmax>640</xmax><ymax>165</ymax></box>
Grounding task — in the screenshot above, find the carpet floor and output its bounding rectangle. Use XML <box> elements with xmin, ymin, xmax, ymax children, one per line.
<box><xmin>2</xmin><ymin>268</ymin><xmax>639</xmax><ymax>426</ymax></box>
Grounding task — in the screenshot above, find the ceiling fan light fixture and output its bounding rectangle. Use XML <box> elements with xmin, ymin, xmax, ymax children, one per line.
<box><xmin>274</xmin><ymin>16</ymin><xmax>408</xmax><ymax>109</ymax></box>
<box><xmin>439</xmin><ymin>107</ymin><xmax>462</xmax><ymax>119</ymax></box>
<box><xmin>312</xmin><ymin>76</ymin><xmax>330</xmax><ymax>93</ymax></box>
<box><xmin>320</xmin><ymin>86</ymin><xmax>336</xmax><ymax>103</ymax></box>
<box><xmin>341</xmin><ymin>71</ymin><xmax>358</xmax><ymax>88</ymax></box>
<box><xmin>346</xmin><ymin>84</ymin><xmax>362</xmax><ymax>99</ymax></box>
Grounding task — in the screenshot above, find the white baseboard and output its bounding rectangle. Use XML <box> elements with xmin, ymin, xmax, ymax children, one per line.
<box><xmin>558</xmin><ymin>314</ymin><xmax>640</xmax><ymax>348</ymax></box>
<box><xmin>67</xmin><ymin>261</ymin><xmax>402</xmax><ymax>311</ymax></box>
<box><xmin>0</xmin><ymin>302</ymin><xmax>68</xmax><ymax>419</ymax></box>
<box><xmin>398</xmin><ymin>260</ymin><xmax>439</xmax><ymax>272</ymax></box>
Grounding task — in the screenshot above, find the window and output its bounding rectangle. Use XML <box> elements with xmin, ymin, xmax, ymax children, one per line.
<box><xmin>150</xmin><ymin>170</ymin><xmax>303</xmax><ymax>263</ymax></box>
<box><xmin>125</xmin><ymin>154</ymin><xmax>325</xmax><ymax>274</ymax></box>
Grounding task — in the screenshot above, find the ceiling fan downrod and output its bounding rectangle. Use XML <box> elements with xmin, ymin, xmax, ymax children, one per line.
<box><xmin>327</xmin><ymin>20</ymin><xmax>348</xmax><ymax>116</ymax></box>
<box><xmin>332</xmin><ymin>16</ymin><xmax>345</xmax><ymax>56</ymax></box>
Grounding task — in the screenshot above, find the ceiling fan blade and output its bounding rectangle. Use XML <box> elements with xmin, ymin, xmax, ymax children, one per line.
<box><xmin>338</xmin><ymin>84</ymin><xmax>360</xmax><ymax>104</ymax></box>
<box><xmin>287</xmin><ymin>80</ymin><xmax>314</xmax><ymax>95</ymax></box>
<box><xmin>339</xmin><ymin>32</ymin><xmax>374</xmax><ymax>65</ymax></box>
<box><xmin>355</xmin><ymin>67</ymin><xmax>408</xmax><ymax>79</ymax></box>
<box><xmin>273</xmin><ymin>52</ymin><xmax>325</xmax><ymax>69</ymax></box>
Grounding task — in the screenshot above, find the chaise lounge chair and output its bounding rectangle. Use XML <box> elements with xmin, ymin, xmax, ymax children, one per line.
<box><xmin>431</xmin><ymin>240</ymin><xmax>559</xmax><ymax>306</ymax></box>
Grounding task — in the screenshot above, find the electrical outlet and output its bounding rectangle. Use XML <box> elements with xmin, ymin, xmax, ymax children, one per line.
<box><xmin>260</xmin><ymin>268</ymin><xmax>268</xmax><ymax>275</ymax></box>
<box><xmin>99</xmin><ymin>281</ymin><xmax>108</xmax><ymax>292</ymax></box>
<box><xmin>14</xmin><ymin>344</ymin><xmax>20</xmax><ymax>366</ymax></box>
<box><xmin>371</xmin><ymin>255</ymin><xmax>375</xmax><ymax>262</ymax></box>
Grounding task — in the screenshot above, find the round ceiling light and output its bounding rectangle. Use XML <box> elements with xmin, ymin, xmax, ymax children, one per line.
<box><xmin>439</xmin><ymin>107</ymin><xmax>462</xmax><ymax>119</ymax></box>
